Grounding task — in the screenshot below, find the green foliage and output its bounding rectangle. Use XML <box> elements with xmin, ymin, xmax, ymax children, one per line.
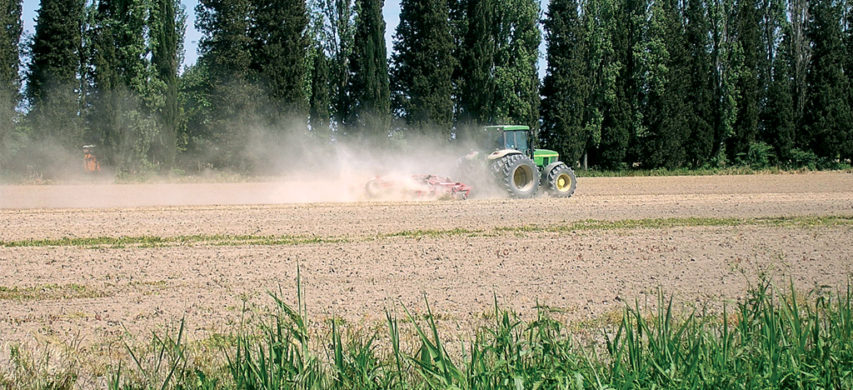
<box><xmin>0</xmin><ymin>0</ymin><xmax>22</xmax><ymax>170</ymax></box>
<box><xmin>250</xmin><ymin>0</ymin><xmax>311</xmax><ymax>125</ymax></box>
<box><xmin>540</xmin><ymin>0</ymin><xmax>587</xmax><ymax>164</ymax></box>
<box><xmin>391</xmin><ymin>0</ymin><xmax>455</xmax><ymax>135</ymax></box>
<box><xmin>17</xmin><ymin>278</ymin><xmax>853</xmax><ymax>389</ymax></box>
<box><xmin>26</xmin><ymin>0</ymin><xmax>86</xmax><ymax>146</ymax></box>
<box><xmin>149</xmin><ymin>0</ymin><xmax>186</xmax><ymax>169</ymax></box>
<box><xmin>309</xmin><ymin>46</ymin><xmax>331</xmax><ymax>139</ymax></box>
<box><xmin>347</xmin><ymin>0</ymin><xmax>390</xmax><ymax>137</ymax></box>
<box><xmin>728</xmin><ymin>0</ymin><xmax>762</xmax><ymax>160</ymax></box>
<box><xmin>803</xmin><ymin>0</ymin><xmax>852</xmax><ymax>160</ymax></box>
<box><xmin>736</xmin><ymin>141</ymin><xmax>776</xmax><ymax>169</ymax></box>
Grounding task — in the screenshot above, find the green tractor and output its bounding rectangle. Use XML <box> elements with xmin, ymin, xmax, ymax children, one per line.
<box><xmin>462</xmin><ymin>125</ymin><xmax>577</xmax><ymax>199</ymax></box>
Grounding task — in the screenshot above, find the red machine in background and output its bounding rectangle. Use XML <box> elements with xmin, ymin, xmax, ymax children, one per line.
<box><xmin>365</xmin><ymin>174</ymin><xmax>471</xmax><ymax>200</ymax></box>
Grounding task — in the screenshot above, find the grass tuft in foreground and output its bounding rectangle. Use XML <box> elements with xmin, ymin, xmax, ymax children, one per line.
<box><xmin>5</xmin><ymin>277</ymin><xmax>849</xmax><ymax>389</ymax></box>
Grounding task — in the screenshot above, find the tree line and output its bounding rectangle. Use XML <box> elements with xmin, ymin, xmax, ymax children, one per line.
<box><xmin>0</xmin><ymin>0</ymin><xmax>851</xmax><ymax>176</ymax></box>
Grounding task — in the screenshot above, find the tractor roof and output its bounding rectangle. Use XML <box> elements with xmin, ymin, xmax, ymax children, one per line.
<box><xmin>483</xmin><ymin>125</ymin><xmax>530</xmax><ymax>131</ymax></box>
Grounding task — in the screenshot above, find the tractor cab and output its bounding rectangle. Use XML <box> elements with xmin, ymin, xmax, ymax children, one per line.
<box><xmin>482</xmin><ymin>125</ymin><xmax>533</xmax><ymax>158</ymax></box>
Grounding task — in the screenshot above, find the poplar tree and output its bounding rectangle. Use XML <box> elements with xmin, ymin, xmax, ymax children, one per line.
<box><xmin>26</xmin><ymin>0</ymin><xmax>86</xmax><ymax>144</ymax></box>
<box><xmin>683</xmin><ymin>0</ymin><xmax>715</xmax><ymax>167</ymax></box>
<box><xmin>540</xmin><ymin>0</ymin><xmax>587</xmax><ymax>164</ymax></box>
<box><xmin>391</xmin><ymin>0</ymin><xmax>455</xmax><ymax>135</ymax></box>
<box><xmin>317</xmin><ymin>0</ymin><xmax>355</xmax><ymax>127</ymax></box>
<box><xmin>151</xmin><ymin>0</ymin><xmax>185</xmax><ymax>168</ymax></box>
<box><xmin>490</xmin><ymin>0</ymin><xmax>540</xmax><ymax>130</ymax></box>
<box><xmin>803</xmin><ymin>0</ymin><xmax>851</xmax><ymax>159</ymax></box>
<box><xmin>197</xmin><ymin>0</ymin><xmax>256</xmax><ymax>169</ymax></box>
<box><xmin>598</xmin><ymin>0</ymin><xmax>644</xmax><ymax>169</ymax></box>
<box><xmin>765</xmin><ymin>37</ymin><xmax>794</xmax><ymax>162</ymax></box>
<box><xmin>0</xmin><ymin>0</ymin><xmax>22</xmax><ymax>163</ymax></box>
<box><xmin>729</xmin><ymin>0</ymin><xmax>762</xmax><ymax>160</ymax></box>
<box><xmin>457</xmin><ymin>0</ymin><xmax>495</xmax><ymax>129</ymax></box>
<box><xmin>89</xmin><ymin>0</ymin><xmax>151</xmax><ymax>169</ymax></box>
<box><xmin>251</xmin><ymin>0</ymin><xmax>310</xmax><ymax>124</ymax></box>
<box><xmin>310</xmin><ymin>47</ymin><xmax>331</xmax><ymax>139</ymax></box>
<box><xmin>347</xmin><ymin>0</ymin><xmax>390</xmax><ymax>136</ymax></box>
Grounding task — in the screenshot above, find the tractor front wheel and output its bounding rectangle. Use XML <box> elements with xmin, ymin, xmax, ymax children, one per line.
<box><xmin>491</xmin><ymin>154</ymin><xmax>539</xmax><ymax>198</ymax></box>
<box><xmin>545</xmin><ymin>163</ymin><xmax>576</xmax><ymax>198</ymax></box>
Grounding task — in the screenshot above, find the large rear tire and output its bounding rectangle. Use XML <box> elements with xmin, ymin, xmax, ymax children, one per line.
<box><xmin>545</xmin><ymin>162</ymin><xmax>576</xmax><ymax>198</ymax></box>
<box><xmin>490</xmin><ymin>154</ymin><xmax>539</xmax><ymax>198</ymax></box>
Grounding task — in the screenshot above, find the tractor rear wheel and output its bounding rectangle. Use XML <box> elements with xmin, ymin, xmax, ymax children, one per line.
<box><xmin>545</xmin><ymin>162</ymin><xmax>576</xmax><ymax>198</ymax></box>
<box><xmin>491</xmin><ymin>154</ymin><xmax>539</xmax><ymax>198</ymax></box>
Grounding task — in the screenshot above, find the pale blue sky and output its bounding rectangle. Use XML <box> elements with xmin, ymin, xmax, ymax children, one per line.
<box><xmin>21</xmin><ymin>0</ymin><xmax>545</xmax><ymax>77</ymax></box>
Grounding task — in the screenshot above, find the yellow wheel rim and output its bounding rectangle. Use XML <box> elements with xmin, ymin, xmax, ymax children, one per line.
<box><xmin>556</xmin><ymin>173</ymin><xmax>572</xmax><ymax>191</ymax></box>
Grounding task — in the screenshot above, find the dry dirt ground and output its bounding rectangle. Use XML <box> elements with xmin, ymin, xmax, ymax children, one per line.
<box><xmin>0</xmin><ymin>172</ymin><xmax>851</xmax><ymax>364</ymax></box>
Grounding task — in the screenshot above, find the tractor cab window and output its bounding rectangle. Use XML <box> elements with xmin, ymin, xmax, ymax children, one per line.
<box><xmin>503</xmin><ymin>131</ymin><xmax>530</xmax><ymax>156</ymax></box>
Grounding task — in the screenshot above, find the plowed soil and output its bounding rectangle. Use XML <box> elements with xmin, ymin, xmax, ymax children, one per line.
<box><xmin>1</xmin><ymin>172</ymin><xmax>851</xmax><ymax>357</ymax></box>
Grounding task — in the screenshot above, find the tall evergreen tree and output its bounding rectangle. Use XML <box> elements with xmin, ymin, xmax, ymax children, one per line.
<box><xmin>803</xmin><ymin>0</ymin><xmax>851</xmax><ymax>159</ymax></box>
<box><xmin>844</xmin><ymin>0</ymin><xmax>853</xmax><ymax>159</ymax></box>
<box><xmin>318</xmin><ymin>0</ymin><xmax>355</xmax><ymax>127</ymax></box>
<box><xmin>310</xmin><ymin>47</ymin><xmax>331</xmax><ymax>139</ymax></box>
<box><xmin>540</xmin><ymin>0</ymin><xmax>587</xmax><ymax>164</ymax></box>
<box><xmin>683</xmin><ymin>0</ymin><xmax>715</xmax><ymax>167</ymax></box>
<box><xmin>150</xmin><ymin>0</ymin><xmax>185</xmax><ymax>168</ymax></box>
<box><xmin>197</xmin><ymin>0</ymin><xmax>256</xmax><ymax>169</ymax></box>
<box><xmin>251</xmin><ymin>0</ymin><xmax>310</xmax><ymax>124</ymax></box>
<box><xmin>0</xmin><ymin>0</ymin><xmax>22</xmax><ymax>163</ymax></box>
<box><xmin>347</xmin><ymin>0</ymin><xmax>390</xmax><ymax>136</ymax></box>
<box><xmin>598</xmin><ymin>0</ymin><xmax>644</xmax><ymax>169</ymax></box>
<box><xmin>490</xmin><ymin>0</ymin><xmax>540</xmax><ymax>130</ymax></box>
<box><xmin>580</xmin><ymin>0</ymin><xmax>618</xmax><ymax>166</ymax></box>
<box><xmin>456</xmin><ymin>0</ymin><xmax>539</xmax><ymax>131</ymax></box>
<box><xmin>765</xmin><ymin>36</ymin><xmax>795</xmax><ymax>161</ymax></box>
<box><xmin>787</xmin><ymin>0</ymin><xmax>810</xmax><ymax>138</ymax></box>
<box><xmin>89</xmin><ymin>0</ymin><xmax>151</xmax><ymax>169</ymax></box>
<box><xmin>391</xmin><ymin>0</ymin><xmax>455</xmax><ymax>135</ymax></box>
<box><xmin>26</xmin><ymin>0</ymin><xmax>86</xmax><ymax>144</ymax></box>
<box><xmin>708</xmin><ymin>0</ymin><xmax>738</xmax><ymax>161</ymax></box>
<box><xmin>729</xmin><ymin>0</ymin><xmax>762</xmax><ymax>160</ymax></box>
<box><xmin>641</xmin><ymin>0</ymin><xmax>690</xmax><ymax>168</ymax></box>
<box><xmin>456</xmin><ymin>0</ymin><xmax>495</xmax><ymax>129</ymax></box>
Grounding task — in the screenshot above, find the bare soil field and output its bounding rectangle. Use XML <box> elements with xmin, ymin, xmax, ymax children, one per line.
<box><xmin>0</xmin><ymin>172</ymin><xmax>851</xmax><ymax>362</ymax></box>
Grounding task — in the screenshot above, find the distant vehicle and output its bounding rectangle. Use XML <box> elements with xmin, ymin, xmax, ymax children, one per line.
<box><xmin>83</xmin><ymin>145</ymin><xmax>101</xmax><ymax>173</ymax></box>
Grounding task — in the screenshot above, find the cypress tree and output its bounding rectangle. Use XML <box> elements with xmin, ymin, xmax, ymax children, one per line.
<box><xmin>765</xmin><ymin>38</ymin><xmax>795</xmax><ymax>162</ymax></box>
<box><xmin>729</xmin><ymin>0</ymin><xmax>762</xmax><ymax>160</ymax></box>
<box><xmin>197</xmin><ymin>0</ymin><xmax>256</xmax><ymax>169</ymax></box>
<box><xmin>635</xmin><ymin>0</ymin><xmax>688</xmax><ymax>168</ymax></box>
<box><xmin>26</xmin><ymin>0</ymin><xmax>86</xmax><ymax>144</ymax></box>
<box><xmin>310</xmin><ymin>47</ymin><xmax>331</xmax><ymax>139</ymax></box>
<box><xmin>597</xmin><ymin>0</ymin><xmax>643</xmax><ymax>169</ymax></box>
<box><xmin>347</xmin><ymin>0</ymin><xmax>390</xmax><ymax>136</ymax></box>
<box><xmin>580</xmin><ymin>0</ymin><xmax>618</xmax><ymax>167</ymax></box>
<box><xmin>540</xmin><ymin>0</ymin><xmax>588</xmax><ymax>164</ymax></box>
<box><xmin>787</xmin><ymin>0</ymin><xmax>810</xmax><ymax>141</ymax></box>
<box><xmin>318</xmin><ymin>0</ymin><xmax>356</xmax><ymax>127</ymax></box>
<box><xmin>0</xmin><ymin>0</ymin><xmax>22</xmax><ymax>162</ymax></box>
<box><xmin>844</xmin><ymin>1</ymin><xmax>853</xmax><ymax>159</ymax></box>
<box><xmin>250</xmin><ymin>0</ymin><xmax>310</xmax><ymax>125</ymax></box>
<box><xmin>457</xmin><ymin>0</ymin><xmax>495</xmax><ymax>129</ymax></box>
<box><xmin>490</xmin><ymin>0</ymin><xmax>540</xmax><ymax>130</ymax></box>
<box><xmin>89</xmin><ymin>0</ymin><xmax>150</xmax><ymax>169</ymax></box>
<box><xmin>683</xmin><ymin>0</ymin><xmax>715</xmax><ymax>167</ymax></box>
<box><xmin>150</xmin><ymin>0</ymin><xmax>185</xmax><ymax>168</ymax></box>
<box><xmin>390</xmin><ymin>0</ymin><xmax>455</xmax><ymax>135</ymax></box>
<box><xmin>803</xmin><ymin>0</ymin><xmax>851</xmax><ymax>159</ymax></box>
<box><xmin>603</xmin><ymin>0</ymin><xmax>647</xmax><ymax>168</ymax></box>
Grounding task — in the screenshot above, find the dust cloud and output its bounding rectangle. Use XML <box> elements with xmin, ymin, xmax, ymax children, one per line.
<box><xmin>0</xmin><ymin>119</ymin><xmax>507</xmax><ymax>209</ymax></box>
